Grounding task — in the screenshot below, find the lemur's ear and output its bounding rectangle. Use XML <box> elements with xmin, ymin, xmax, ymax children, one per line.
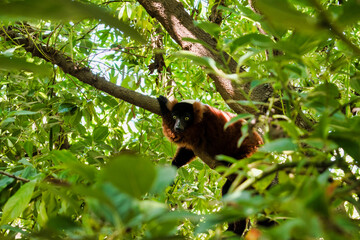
<box><xmin>167</xmin><ymin>99</ymin><xmax>178</xmax><ymax>111</ymax></box>
<box><xmin>158</xmin><ymin>95</ymin><xmax>178</xmax><ymax>115</ymax></box>
<box><xmin>193</xmin><ymin>101</ymin><xmax>204</xmax><ymax>124</ymax></box>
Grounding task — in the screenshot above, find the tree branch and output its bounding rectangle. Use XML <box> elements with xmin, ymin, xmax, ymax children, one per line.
<box><xmin>0</xmin><ymin>170</ymin><xmax>30</xmax><ymax>183</ymax></box>
<box><xmin>1</xmin><ymin>27</ymin><xmax>161</xmax><ymax>115</ymax></box>
<box><xmin>137</xmin><ymin>0</ymin><xmax>273</xmax><ymax>114</ymax></box>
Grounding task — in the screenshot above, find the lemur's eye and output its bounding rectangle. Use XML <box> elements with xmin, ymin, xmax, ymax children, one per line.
<box><xmin>173</xmin><ymin>115</ymin><xmax>176</xmax><ymax>119</ymax></box>
<box><xmin>185</xmin><ymin>117</ymin><xmax>190</xmax><ymax>121</ymax></box>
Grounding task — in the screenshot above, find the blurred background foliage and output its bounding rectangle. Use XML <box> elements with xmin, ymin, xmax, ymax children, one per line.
<box><xmin>0</xmin><ymin>0</ymin><xmax>360</xmax><ymax>239</ymax></box>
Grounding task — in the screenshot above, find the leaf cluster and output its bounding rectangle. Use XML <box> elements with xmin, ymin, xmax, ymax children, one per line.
<box><xmin>0</xmin><ymin>0</ymin><xmax>360</xmax><ymax>239</ymax></box>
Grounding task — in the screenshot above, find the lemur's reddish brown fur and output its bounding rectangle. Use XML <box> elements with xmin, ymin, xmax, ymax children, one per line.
<box><xmin>161</xmin><ymin>98</ymin><xmax>263</xmax><ymax>169</ymax></box>
<box><xmin>158</xmin><ymin>96</ymin><xmax>264</xmax><ymax>235</ymax></box>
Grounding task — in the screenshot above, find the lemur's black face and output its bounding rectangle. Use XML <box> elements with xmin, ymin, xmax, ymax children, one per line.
<box><xmin>171</xmin><ymin>103</ymin><xmax>194</xmax><ymax>133</ymax></box>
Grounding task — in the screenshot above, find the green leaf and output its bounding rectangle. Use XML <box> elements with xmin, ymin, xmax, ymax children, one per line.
<box><xmin>93</xmin><ymin>126</ymin><xmax>109</xmax><ymax>143</ymax></box>
<box><xmin>58</xmin><ymin>103</ymin><xmax>76</xmax><ymax>113</ymax></box>
<box><xmin>0</xmin><ymin>0</ymin><xmax>145</xmax><ymax>43</ymax></box>
<box><xmin>10</xmin><ymin>110</ymin><xmax>38</xmax><ymax>116</ymax></box>
<box><xmin>52</xmin><ymin>150</ymin><xmax>97</xmax><ymax>180</ymax></box>
<box><xmin>100</xmin><ymin>95</ymin><xmax>119</xmax><ymax>108</ymax></box>
<box><xmin>139</xmin><ymin>200</ymin><xmax>168</xmax><ymax>221</ymax></box>
<box><xmin>195</xmin><ymin>21</ymin><xmax>221</xmax><ymax>37</ymax></box>
<box><xmin>101</xmin><ymin>154</ymin><xmax>156</xmax><ymax>198</ymax></box>
<box><xmin>224</xmin><ymin>114</ymin><xmax>252</xmax><ymax>129</ymax></box>
<box><xmin>173</xmin><ymin>51</ymin><xmax>214</xmax><ymax>68</ymax></box>
<box><xmin>23</xmin><ymin>141</ymin><xmax>33</xmax><ymax>158</ymax></box>
<box><xmin>255</xmin><ymin>0</ymin><xmax>323</xmax><ymax>34</ymax></box>
<box><xmin>315</xmin><ymin>82</ymin><xmax>340</xmax><ymax>98</ymax></box>
<box><xmin>278</xmin><ymin>32</ymin><xmax>325</xmax><ymax>55</ymax></box>
<box><xmin>47</xmin><ymin>215</ymin><xmax>79</xmax><ymax>231</ymax></box>
<box><xmin>0</xmin><ymin>181</ymin><xmax>36</xmax><ymax>225</ymax></box>
<box><xmin>0</xmin><ymin>56</ymin><xmax>52</xmax><ymax>76</ymax></box>
<box><xmin>237</xmin><ymin>124</ymin><xmax>249</xmax><ymax>148</ymax></box>
<box><xmin>139</xmin><ymin>201</ymin><xmax>180</xmax><ymax>236</ymax></box>
<box><xmin>121</xmin><ymin>75</ymin><xmax>137</xmax><ymax>90</ymax></box>
<box><xmin>37</xmin><ymin>200</ymin><xmax>48</xmax><ymax>227</ymax></box>
<box><xmin>311</xmin><ymin>113</ymin><xmax>330</xmax><ymax>139</ymax></box>
<box><xmin>1</xmin><ymin>117</ymin><xmax>15</xmax><ymax>128</ymax></box>
<box><xmin>337</xmin><ymin>1</ymin><xmax>360</xmax><ymax>27</ymax></box>
<box><xmin>231</xmin><ymin>33</ymin><xmax>274</xmax><ymax>52</ymax></box>
<box><xmin>79</xmin><ymin>39</ymin><xmax>93</xmax><ymax>54</ymax></box>
<box><xmin>69</xmin><ymin>109</ymin><xmax>82</xmax><ymax>126</ymax></box>
<box><xmin>260</xmin><ymin>138</ymin><xmax>298</xmax><ymax>153</ymax></box>
<box><xmin>150</xmin><ymin>166</ymin><xmax>177</xmax><ymax>194</ymax></box>
<box><xmin>329</xmin><ymin>133</ymin><xmax>360</xmax><ymax>163</ymax></box>
<box><xmin>189</xmin><ymin>159</ymin><xmax>205</xmax><ymax>170</ymax></box>
<box><xmin>234</xmin><ymin>5</ymin><xmax>262</xmax><ymax>22</ymax></box>
<box><xmin>277</xmin><ymin>121</ymin><xmax>303</xmax><ymax>139</ymax></box>
<box><xmin>306</xmin><ymin>82</ymin><xmax>341</xmax><ymax>111</ymax></box>
<box><xmin>350</xmin><ymin>74</ymin><xmax>360</xmax><ymax>94</ymax></box>
<box><xmin>0</xmin><ymin>176</ymin><xmax>14</xmax><ymax>192</ymax></box>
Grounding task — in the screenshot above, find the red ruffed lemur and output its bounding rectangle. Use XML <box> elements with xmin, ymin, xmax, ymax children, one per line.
<box><xmin>157</xmin><ymin>95</ymin><xmax>263</xmax><ymax>235</ymax></box>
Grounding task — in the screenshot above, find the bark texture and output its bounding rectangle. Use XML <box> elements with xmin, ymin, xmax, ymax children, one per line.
<box><xmin>137</xmin><ymin>0</ymin><xmax>273</xmax><ymax>114</ymax></box>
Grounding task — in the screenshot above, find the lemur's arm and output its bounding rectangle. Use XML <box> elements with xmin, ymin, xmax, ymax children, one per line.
<box><xmin>172</xmin><ymin>147</ymin><xmax>196</xmax><ymax>168</ymax></box>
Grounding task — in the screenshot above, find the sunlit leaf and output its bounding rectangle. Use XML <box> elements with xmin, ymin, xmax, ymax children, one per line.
<box><xmin>195</xmin><ymin>21</ymin><xmax>221</xmax><ymax>37</ymax></box>
<box><xmin>0</xmin><ymin>181</ymin><xmax>36</xmax><ymax>225</ymax></box>
<box><xmin>260</xmin><ymin>138</ymin><xmax>298</xmax><ymax>153</ymax></box>
<box><xmin>232</xmin><ymin>5</ymin><xmax>262</xmax><ymax>22</ymax></box>
<box><xmin>52</xmin><ymin>150</ymin><xmax>97</xmax><ymax>180</ymax></box>
<box><xmin>224</xmin><ymin>114</ymin><xmax>252</xmax><ymax>129</ymax></box>
<box><xmin>231</xmin><ymin>33</ymin><xmax>274</xmax><ymax>52</ymax></box>
<box><xmin>121</xmin><ymin>75</ymin><xmax>137</xmax><ymax>90</ymax></box>
<box><xmin>11</xmin><ymin>110</ymin><xmax>38</xmax><ymax>116</ymax></box>
<box><xmin>0</xmin><ymin>56</ymin><xmax>52</xmax><ymax>76</ymax></box>
<box><xmin>277</xmin><ymin>121</ymin><xmax>303</xmax><ymax>139</ymax></box>
<box><xmin>173</xmin><ymin>51</ymin><xmax>213</xmax><ymax>68</ymax></box>
<box><xmin>0</xmin><ymin>117</ymin><xmax>15</xmax><ymax>128</ymax></box>
<box><xmin>93</xmin><ymin>126</ymin><xmax>109</xmax><ymax>142</ymax></box>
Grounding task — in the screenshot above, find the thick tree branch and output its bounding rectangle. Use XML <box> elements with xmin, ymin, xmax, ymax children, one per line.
<box><xmin>1</xmin><ymin>27</ymin><xmax>161</xmax><ymax>115</ymax></box>
<box><xmin>137</xmin><ymin>0</ymin><xmax>273</xmax><ymax>114</ymax></box>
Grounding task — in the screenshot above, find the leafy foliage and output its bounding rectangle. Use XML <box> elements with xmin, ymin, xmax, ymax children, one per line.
<box><xmin>0</xmin><ymin>0</ymin><xmax>360</xmax><ymax>239</ymax></box>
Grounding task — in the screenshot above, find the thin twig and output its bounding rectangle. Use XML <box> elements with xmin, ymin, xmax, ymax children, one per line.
<box><xmin>0</xmin><ymin>170</ymin><xmax>30</xmax><ymax>183</ymax></box>
<box><xmin>235</xmin><ymin>160</ymin><xmax>334</xmax><ymax>191</ymax></box>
